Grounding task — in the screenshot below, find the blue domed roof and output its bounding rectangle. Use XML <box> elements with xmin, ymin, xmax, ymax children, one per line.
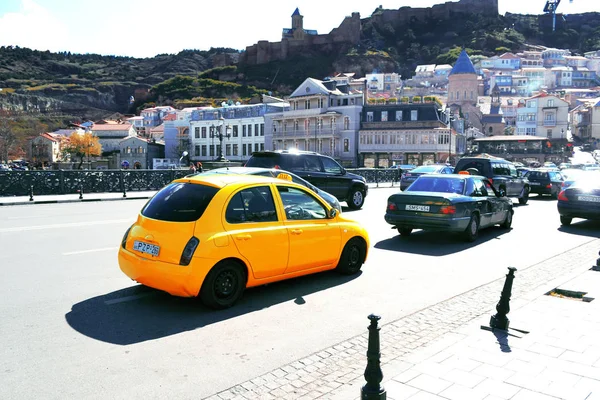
<box><xmin>449</xmin><ymin>50</ymin><xmax>476</xmax><ymax>76</ymax></box>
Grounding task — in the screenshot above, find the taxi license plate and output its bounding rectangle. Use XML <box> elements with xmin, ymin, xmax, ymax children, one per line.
<box><xmin>578</xmin><ymin>195</ymin><xmax>600</xmax><ymax>203</ymax></box>
<box><xmin>530</xmin><ymin>182</ymin><xmax>541</xmax><ymax>185</ymax></box>
<box><xmin>133</xmin><ymin>240</ymin><xmax>160</xmax><ymax>256</ymax></box>
<box><xmin>405</xmin><ymin>204</ymin><xmax>430</xmax><ymax>212</ymax></box>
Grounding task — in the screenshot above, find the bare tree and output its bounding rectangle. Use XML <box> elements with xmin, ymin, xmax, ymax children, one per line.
<box><xmin>0</xmin><ymin>111</ymin><xmax>18</xmax><ymax>163</ymax></box>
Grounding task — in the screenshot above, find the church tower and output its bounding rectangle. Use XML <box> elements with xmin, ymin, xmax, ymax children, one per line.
<box><xmin>447</xmin><ymin>49</ymin><xmax>482</xmax><ymax>130</ymax></box>
<box><xmin>292</xmin><ymin>8</ymin><xmax>303</xmax><ymax>30</ymax></box>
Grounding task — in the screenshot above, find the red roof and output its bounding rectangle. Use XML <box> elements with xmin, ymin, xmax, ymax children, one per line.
<box><xmin>162</xmin><ymin>114</ymin><xmax>177</xmax><ymax>121</ymax></box>
<box><xmin>91</xmin><ymin>123</ymin><xmax>133</xmax><ymax>131</ymax></box>
<box><xmin>39</xmin><ymin>133</ymin><xmax>59</xmax><ymax>142</ymax></box>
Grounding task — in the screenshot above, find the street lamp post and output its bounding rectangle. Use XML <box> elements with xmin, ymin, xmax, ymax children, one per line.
<box><xmin>179</xmin><ymin>151</ymin><xmax>188</xmax><ymax>169</ymax></box>
<box><xmin>210</xmin><ymin>116</ymin><xmax>231</xmax><ymax>162</ymax></box>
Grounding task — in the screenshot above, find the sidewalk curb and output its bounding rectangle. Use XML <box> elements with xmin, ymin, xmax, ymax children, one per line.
<box><xmin>0</xmin><ymin>195</ymin><xmax>154</xmax><ymax>206</ymax></box>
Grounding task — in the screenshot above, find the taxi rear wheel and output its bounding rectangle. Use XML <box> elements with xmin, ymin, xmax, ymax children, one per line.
<box><xmin>336</xmin><ymin>238</ymin><xmax>365</xmax><ymax>275</ymax></box>
<box><xmin>200</xmin><ymin>261</ymin><xmax>246</xmax><ymax>310</ymax></box>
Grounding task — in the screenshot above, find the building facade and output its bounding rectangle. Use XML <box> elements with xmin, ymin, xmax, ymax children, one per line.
<box><xmin>516</xmin><ymin>93</ymin><xmax>568</xmax><ymax>139</ymax></box>
<box><xmin>265</xmin><ymin>77</ymin><xmax>363</xmax><ymax>167</ymax></box>
<box><xmin>571</xmin><ymin>98</ymin><xmax>600</xmax><ymax>145</ymax></box>
<box><xmin>28</xmin><ymin>133</ymin><xmax>63</xmax><ymax>167</ymax></box>
<box><xmin>358</xmin><ymin>103</ymin><xmax>455</xmax><ymax>167</ymax></box>
<box><xmin>119</xmin><ymin>136</ymin><xmax>165</xmax><ymax>169</ymax></box>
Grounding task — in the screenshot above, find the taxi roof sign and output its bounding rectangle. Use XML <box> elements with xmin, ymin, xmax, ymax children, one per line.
<box><xmin>276</xmin><ymin>173</ymin><xmax>293</xmax><ymax>181</ymax></box>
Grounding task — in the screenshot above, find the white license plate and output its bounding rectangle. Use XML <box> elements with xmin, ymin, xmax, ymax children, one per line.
<box><xmin>133</xmin><ymin>240</ymin><xmax>160</xmax><ymax>256</ymax></box>
<box><xmin>405</xmin><ymin>204</ymin><xmax>430</xmax><ymax>212</ymax></box>
<box><xmin>530</xmin><ymin>182</ymin><xmax>541</xmax><ymax>185</ymax></box>
<box><xmin>578</xmin><ymin>195</ymin><xmax>600</xmax><ymax>203</ymax></box>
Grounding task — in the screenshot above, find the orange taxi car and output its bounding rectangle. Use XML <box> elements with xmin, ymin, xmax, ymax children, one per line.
<box><xmin>119</xmin><ymin>174</ymin><xmax>369</xmax><ymax>309</ymax></box>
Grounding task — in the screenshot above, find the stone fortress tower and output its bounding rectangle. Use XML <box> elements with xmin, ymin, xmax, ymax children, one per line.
<box><xmin>447</xmin><ymin>49</ymin><xmax>484</xmax><ymax>130</ymax></box>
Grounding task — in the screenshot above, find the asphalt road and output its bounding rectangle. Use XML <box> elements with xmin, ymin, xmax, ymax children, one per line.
<box><xmin>1</xmin><ymin>189</ymin><xmax>599</xmax><ymax>399</ymax></box>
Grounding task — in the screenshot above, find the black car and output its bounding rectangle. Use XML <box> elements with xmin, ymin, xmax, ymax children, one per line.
<box><xmin>454</xmin><ymin>156</ymin><xmax>529</xmax><ymax>205</ymax></box>
<box><xmin>385</xmin><ymin>174</ymin><xmax>513</xmax><ymax>242</ymax></box>
<box><xmin>558</xmin><ymin>180</ymin><xmax>600</xmax><ymax>225</ymax></box>
<box><xmin>523</xmin><ymin>170</ymin><xmax>564</xmax><ymax>198</ymax></box>
<box><xmin>245</xmin><ymin>150</ymin><xmax>368</xmax><ymax>209</ymax></box>
<box><xmin>400</xmin><ymin>164</ymin><xmax>454</xmax><ymax>190</ymax></box>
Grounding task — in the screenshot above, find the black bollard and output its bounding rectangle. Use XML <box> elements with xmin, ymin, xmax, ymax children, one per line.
<box><xmin>594</xmin><ymin>251</ymin><xmax>600</xmax><ymax>271</ymax></box>
<box><xmin>490</xmin><ymin>267</ymin><xmax>517</xmax><ymax>331</ymax></box>
<box><xmin>79</xmin><ymin>184</ymin><xmax>83</xmax><ymax>200</ymax></box>
<box><xmin>29</xmin><ymin>185</ymin><xmax>34</xmax><ymax>201</ymax></box>
<box><xmin>361</xmin><ymin>314</ymin><xmax>386</xmax><ymax>400</ymax></box>
<box><xmin>122</xmin><ymin>186</ymin><xmax>127</xmax><ymax>198</ymax></box>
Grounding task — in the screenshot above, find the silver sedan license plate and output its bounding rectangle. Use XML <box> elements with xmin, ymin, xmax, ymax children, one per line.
<box><xmin>578</xmin><ymin>195</ymin><xmax>600</xmax><ymax>203</ymax></box>
<box><xmin>405</xmin><ymin>204</ymin><xmax>430</xmax><ymax>212</ymax></box>
<box><xmin>133</xmin><ymin>240</ymin><xmax>160</xmax><ymax>256</ymax></box>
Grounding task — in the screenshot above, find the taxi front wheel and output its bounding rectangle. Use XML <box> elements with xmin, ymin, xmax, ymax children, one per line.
<box><xmin>200</xmin><ymin>261</ymin><xmax>246</xmax><ymax>309</ymax></box>
<box><xmin>336</xmin><ymin>238</ymin><xmax>365</xmax><ymax>275</ymax></box>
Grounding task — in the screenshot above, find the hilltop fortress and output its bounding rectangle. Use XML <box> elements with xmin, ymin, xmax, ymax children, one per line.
<box><xmin>240</xmin><ymin>0</ymin><xmax>499</xmax><ymax>66</ymax></box>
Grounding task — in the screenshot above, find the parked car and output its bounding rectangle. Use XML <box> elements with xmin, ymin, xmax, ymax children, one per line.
<box><xmin>384</xmin><ymin>174</ymin><xmax>513</xmax><ymax>242</ymax></box>
<box><xmin>189</xmin><ymin>166</ymin><xmax>342</xmax><ymax>212</ymax></box>
<box><xmin>245</xmin><ymin>150</ymin><xmax>368</xmax><ymax>209</ymax></box>
<box><xmin>119</xmin><ymin>174</ymin><xmax>369</xmax><ymax>309</ymax></box>
<box><xmin>558</xmin><ymin>180</ymin><xmax>600</xmax><ymax>225</ymax></box>
<box><xmin>523</xmin><ymin>170</ymin><xmax>564</xmax><ymax>198</ymax></box>
<box><xmin>400</xmin><ymin>164</ymin><xmax>454</xmax><ymax>191</ymax></box>
<box><xmin>454</xmin><ymin>156</ymin><xmax>530</xmax><ymax>204</ymax></box>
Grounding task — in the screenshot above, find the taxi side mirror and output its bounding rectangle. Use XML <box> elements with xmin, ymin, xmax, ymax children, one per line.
<box><xmin>328</xmin><ymin>208</ymin><xmax>338</xmax><ymax>219</ymax></box>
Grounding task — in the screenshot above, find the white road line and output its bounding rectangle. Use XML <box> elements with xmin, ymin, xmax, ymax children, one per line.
<box><xmin>0</xmin><ymin>218</ymin><xmax>134</xmax><ymax>233</ymax></box>
<box><xmin>104</xmin><ymin>292</ymin><xmax>159</xmax><ymax>305</ymax></box>
<box><xmin>63</xmin><ymin>247</ymin><xmax>118</xmax><ymax>256</ymax></box>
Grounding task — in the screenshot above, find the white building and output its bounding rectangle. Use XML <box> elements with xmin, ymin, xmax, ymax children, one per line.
<box><xmin>516</xmin><ymin>93</ymin><xmax>568</xmax><ymax>139</ymax></box>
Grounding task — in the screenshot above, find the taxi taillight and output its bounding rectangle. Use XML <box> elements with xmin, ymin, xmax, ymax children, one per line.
<box><xmin>546</xmin><ymin>183</ymin><xmax>552</xmax><ymax>189</ymax></box>
<box><xmin>121</xmin><ymin>225</ymin><xmax>132</xmax><ymax>249</ymax></box>
<box><xmin>180</xmin><ymin>237</ymin><xmax>200</xmax><ymax>266</ymax></box>
<box><xmin>387</xmin><ymin>202</ymin><xmax>397</xmax><ymax>211</ymax></box>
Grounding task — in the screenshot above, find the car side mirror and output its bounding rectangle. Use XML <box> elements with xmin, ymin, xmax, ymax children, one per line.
<box><xmin>340</xmin><ymin>167</ymin><xmax>346</xmax><ymax>175</ymax></box>
<box><xmin>328</xmin><ymin>208</ymin><xmax>338</xmax><ymax>219</ymax></box>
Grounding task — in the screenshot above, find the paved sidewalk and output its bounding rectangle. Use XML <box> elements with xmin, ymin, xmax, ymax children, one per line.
<box><xmin>0</xmin><ymin>190</ymin><xmax>158</xmax><ymax>206</ymax></box>
<box><xmin>207</xmin><ymin>239</ymin><xmax>600</xmax><ymax>400</ymax></box>
<box><xmin>0</xmin><ymin>182</ymin><xmax>394</xmax><ymax>206</ymax></box>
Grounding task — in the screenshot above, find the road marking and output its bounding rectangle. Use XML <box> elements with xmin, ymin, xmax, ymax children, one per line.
<box><xmin>104</xmin><ymin>292</ymin><xmax>159</xmax><ymax>305</ymax></box>
<box><xmin>63</xmin><ymin>247</ymin><xmax>117</xmax><ymax>256</ymax></box>
<box><xmin>0</xmin><ymin>218</ymin><xmax>134</xmax><ymax>233</ymax></box>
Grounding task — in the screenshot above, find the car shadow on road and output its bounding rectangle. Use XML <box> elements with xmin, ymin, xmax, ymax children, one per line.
<box><xmin>558</xmin><ymin>220</ymin><xmax>600</xmax><ymax>238</ymax></box>
<box><xmin>65</xmin><ymin>270</ymin><xmax>360</xmax><ymax>345</ymax></box>
<box><xmin>529</xmin><ymin>195</ymin><xmax>556</xmax><ymax>201</ymax></box>
<box><xmin>374</xmin><ymin>227</ymin><xmax>511</xmax><ymax>256</ymax></box>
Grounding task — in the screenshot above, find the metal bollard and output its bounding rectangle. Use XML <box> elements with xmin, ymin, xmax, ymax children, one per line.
<box><xmin>593</xmin><ymin>251</ymin><xmax>600</xmax><ymax>271</ymax></box>
<box><xmin>29</xmin><ymin>185</ymin><xmax>34</xmax><ymax>201</ymax></box>
<box><xmin>79</xmin><ymin>184</ymin><xmax>83</xmax><ymax>200</ymax></box>
<box><xmin>490</xmin><ymin>267</ymin><xmax>517</xmax><ymax>330</ymax></box>
<box><xmin>123</xmin><ymin>186</ymin><xmax>127</xmax><ymax>198</ymax></box>
<box><xmin>361</xmin><ymin>314</ymin><xmax>386</xmax><ymax>400</ymax></box>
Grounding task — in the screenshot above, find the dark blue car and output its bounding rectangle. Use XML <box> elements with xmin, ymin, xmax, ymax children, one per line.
<box><xmin>558</xmin><ymin>180</ymin><xmax>600</xmax><ymax>225</ymax></box>
<box><xmin>385</xmin><ymin>174</ymin><xmax>513</xmax><ymax>242</ymax></box>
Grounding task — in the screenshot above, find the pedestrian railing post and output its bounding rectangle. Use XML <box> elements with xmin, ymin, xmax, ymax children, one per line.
<box><xmin>490</xmin><ymin>267</ymin><xmax>517</xmax><ymax>330</ymax></box>
<box><xmin>79</xmin><ymin>182</ymin><xmax>83</xmax><ymax>200</ymax></box>
<box><xmin>361</xmin><ymin>314</ymin><xmax>386</xmax><ymax>400</ymax></box>
<box><xmin>29</xmin><ymin>185</ymin><xmax>34</xmax><ymax>201</ymax></box>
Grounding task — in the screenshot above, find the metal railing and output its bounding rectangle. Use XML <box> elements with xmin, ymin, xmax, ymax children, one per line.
<box><xmin>0</xmin><ymin>168</ymin><xmax>403</xmax><ymax>197</ymax></box>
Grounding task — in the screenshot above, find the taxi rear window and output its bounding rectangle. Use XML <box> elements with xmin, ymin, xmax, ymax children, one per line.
<box><xmin>142</xmin><ymin>182</ymin><xmax>219</xmax><ymax>222</ymax></box>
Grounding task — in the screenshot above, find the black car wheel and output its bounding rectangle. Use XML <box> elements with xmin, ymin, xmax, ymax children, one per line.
<box><xmin>200</xmin><ymin>260</ymin><xmax>246</xmax><ymax>309</ymax></box>
<box><xmin>501</xmin><ymin>209</ymin><xmax>513</xmax><ymax>229</ymax></box>
<box><xmin>347</xmin><ymin>188</ymin><xmax>365</xmax><ymax>210</ymax></box>
<box><xmin>560</xmin><ymin>216</ymin><xmax>572</xmax><ymax>226</ymax></box>
<box><xmin>398</xmin><ymin>227</ymin><xmax>412</xmax><ymax>237</ymax></box>
<box><xmin>518</xmin><ymin>187</ymin><xmax>529</xmax><ymax>205</ymax></box>
<box><xmin>336</xmin><ymin>238</ymin><xmax>365</xmax><ymax>275</ymax></box>
<box><xmin>464</xmin><ymin>214</ymin><xmax>480</xmax><ymax>242</ymax></box>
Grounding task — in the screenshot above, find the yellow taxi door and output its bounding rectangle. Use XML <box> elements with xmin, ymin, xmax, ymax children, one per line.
<box><xmin>224</xmin><ymin>185</ymin><xmax>289</xmax><ymax>279</ymax></box>
<box><xmin>275</xmin><ymin>185</ymin><xmax>341</xmax><ymax>274</ymax></box>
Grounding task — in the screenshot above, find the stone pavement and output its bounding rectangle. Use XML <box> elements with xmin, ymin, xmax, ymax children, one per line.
<box><xmin>207</xmin><ymin>239</ymin><xmax>600</xmax><ymax>400</ymax></box>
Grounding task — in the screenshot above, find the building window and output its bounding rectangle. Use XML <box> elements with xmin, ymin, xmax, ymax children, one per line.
<box><xmin>449</xmin><ymin>92</ymin><xmax>453</xmax><ymax>100</ymax></box>
<box><xmin>367</xmin><ymin>112</ymin><xmax>373</xmax><ymax>122</ymax></box>
<box><xmin>243</xmin><ymin>144</ymin><xmax>247</xmax><ymax>156</ymax></box>
<box><xmin>260</xmin><ymin>124</ymin><xmax>264</xmax><ymax>136</ymax></box>
<box><xmin>411</xmin><ymin>110</ymin><xmax>418</xmax><ymax>121</ymax></box>
<box><xmin>248</xmin><ymin>125</ymin><xmax>252</xmax><ymax>136</ymax></box>
<box><xmin>294</xmin><ymin>121</ymin><xmax>299</xmax><ymax>131</ymax></box>
<box><xmin>305</xmin><ymin>100</ymin><xmax>311</xmax><ymax>109</ymax></box>
<box><xmin>254</xmin><ymin>143</ymin><xmax>259</xmax><ymax>152</ymax></box>
<box><xmin>210</xmin><ymin>145</ymin><xmax>215</xmax><ymax>157</ymax></box>
<box><xmin>248</xmin><ymin>143</ymin><xmax>252</xmax><ymax>155</ymax></box>
<box><xmin>344</xmin><ymin>139</ymin><xmax>349</xmax><ymax>152</ymax></box>
<box><xmin>201</xmin><ymin>145</ymin><xmax>207</xmax><ymax>156</ymax></box>
<box><xmin>255</xmin><ymin>124</ymin><xmax>259</xmax><ymax>136</ymax></box>
<box><xmin>381</xmin><ymin>111</ymin><xmax>388</xmax><ymax>122</ymax></box>
<box><xmin>396</xmin><ymin>111</ymin><xmax>402</xmax><ymax>121</ymax></box>
<box><xmin>547</xmin><ymin>99</ymin><xmax>554</xmax><ymax>107</ymax></box>
<box><xmin>195</xmin><ymin>145</ymin><xmax>200</xmax><ymax>156</ymax></box>
<box><xmin>226</xmin><ymin>144</ymin><xmax>231</xmax><ymax>156</ymax></box>
<box><xmin>260</xmin><ymin>143</ymin><xmax>264</xmax><ymax>151</ymax></box>
<box><xmin>233</xmin><ymin>125</ymin><xmax>238</xmax><ymax>137</ymax></box>
<box><xmin>243</xmin><ymin>125</ymin><xmax>246</xmax><ymax>137</ymax></box>
<box><xmin>201</xmin><ymin>127</ymin><xmax>206</xmax><ymax>138</ymax></box>
<box><xmin>194</xmin><ymin>127</ymin><xmax>200</xmax><ymax>139</ymax></box>
<box><xmin>319</xmin><ymin>98</ymin><xmax>324</xmax><ymax>108</ymax></box>
<box><xmin>344</xmin><ymin>117</ymin><xmax>350</xmax><ymax>130</ymax></box>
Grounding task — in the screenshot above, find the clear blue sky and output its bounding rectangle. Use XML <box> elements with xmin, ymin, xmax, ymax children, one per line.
<box><xmin>0</xmin><ymin>0</ymin><xmax>596</xmax><ymax>58</ymax></box>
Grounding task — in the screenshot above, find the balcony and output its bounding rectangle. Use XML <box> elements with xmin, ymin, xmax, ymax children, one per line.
<box><xmin>543</xmin><ymin>120</ymin><xmax>557</xmax><ymax>127</ymax></box>
<box><xmin>281</xmin><ymin>108</ymin><xmax>324</xmax><ymax>118</ymax></box>
<box><xmin>273</xmin><ymin>128</ymin><xmax>339</xmax><ymax>139</ymax></box>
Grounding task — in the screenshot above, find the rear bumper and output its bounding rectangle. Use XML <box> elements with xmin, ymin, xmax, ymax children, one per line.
<box><xmin>384</xmin><ymin>213</ymin><xmax>471</xmax><ymax>232</ymax></box>
<box><xmin>558</xmin><ymin>202</ymin><xmax>600</xmax><ymax>220</ymax></box>
<box><xmin>118</xmin><ymin>248</ymin><xmax>210</xmax><ymax>297</ymax></box>
<box><xmin>529</xmin><ymin>185</ymin><xmax>552</xmax><ymax>195</ymax></box>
